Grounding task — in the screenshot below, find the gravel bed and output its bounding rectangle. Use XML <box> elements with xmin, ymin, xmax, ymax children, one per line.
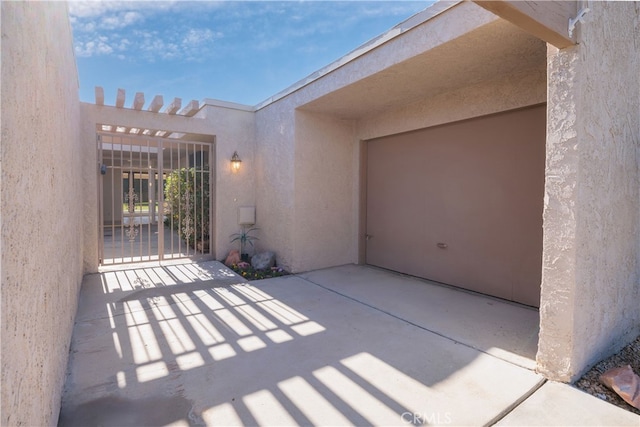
<box><xmin>574</xmin><ymin>335</ymin><xmax>640</xmax><ymax>415</ymax></box>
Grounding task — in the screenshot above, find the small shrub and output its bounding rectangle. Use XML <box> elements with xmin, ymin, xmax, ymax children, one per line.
<box><xmin>230</xmin><ymin>264</ymin><xmax>289</xmax><ymax>281</ymax></box>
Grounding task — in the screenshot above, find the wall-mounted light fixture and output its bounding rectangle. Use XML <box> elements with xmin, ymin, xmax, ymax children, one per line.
<box><xmin>231</xmin><ymin>151</ymin><xmax>242</xmax><ymax>172</ymax></box>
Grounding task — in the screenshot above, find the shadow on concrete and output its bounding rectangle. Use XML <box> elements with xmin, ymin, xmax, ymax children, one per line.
<box><xmin>58</xmin><ymin>261</ymin><xmax>541</xmax><ymax>426</ymax></box>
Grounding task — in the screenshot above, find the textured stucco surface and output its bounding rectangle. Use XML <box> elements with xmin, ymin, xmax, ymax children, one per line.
<box><xmin>356</xmin><ymin>67</ymin><xmax>546</xmax><ymax>141</ymax></box>
<box><xmin>253</xmin><ymin>2</ymin><xmax>546</xmax><ymax>274</ymax></box>
<box><xmin>292</xmin><ymin>111</ymin><xmax>357</xmax><ymax>272</ymax></box>
<box><xmin>81</xmin><ymin>103</ymin><xmax>255</xmax><ymax>272</ymax></box>
<box><xmin>537</xmin><ymin>2</ymin><xmax>640</xmax><ymax>381</ymax></box>
<box><xmin>63</xmin><ymin>0</ymin><xmax>639</xmax><ymax>389</ymax></box>
<box><xmin>1</xmin><ymin>2</ymin><xmax>84</xmax><ymax>425</ymax></box>
<box><xmin>254</xmin><ymin>101</ymin><xmax>296</xmax><ymax>270</ymax></box>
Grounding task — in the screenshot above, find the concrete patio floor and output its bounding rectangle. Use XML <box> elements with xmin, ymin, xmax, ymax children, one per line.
<box><xmin>58</xmin><ymin>261</ymin><xmax>639</xmax><ymax>426</ymax></box>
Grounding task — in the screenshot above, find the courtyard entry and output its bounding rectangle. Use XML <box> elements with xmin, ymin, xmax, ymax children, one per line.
<box><xmin>98</xmin><ymin>133</ymin><xmax>213</xmax><ymax>265</ymax></box>
<box><xmin>365</xmin><ymin>105</ymin><xmax>546</xmax><ymax>307</ymax></box>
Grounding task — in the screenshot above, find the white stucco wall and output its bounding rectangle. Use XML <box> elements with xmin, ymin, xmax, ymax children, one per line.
<box><xmin>537</xmin><ymin>1</ymin><xmax>640</xmax><ymax>382</ymax></box>
<box><xmin>81</xmin><ymin>102</ymin><xmax>255</xmax><ymax>271</ymax></box>
<box><xmin>1</xmin><ymin>2</ymin><xmax>84</xmax><ymax>425</ymax></box>
<box><xmin>254</xmin><ymin>101</ymin><xmax>297</xmax><ymax>270</ymax></box>
<box><xmin>292</xmin><ymin>111</ymin><xmax>358</xmax><ymax>272</ymax></box>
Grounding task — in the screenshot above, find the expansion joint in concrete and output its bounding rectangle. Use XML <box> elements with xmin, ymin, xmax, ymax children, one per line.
<box><xmin>297</xmin><ymin>275</ymin><xmax>534</xmax><ymax>371</ymax></box>
<box><xmin>483</xmin><ymin>377</ymin><xmax>547</xmax><ymax>426</ymax></box>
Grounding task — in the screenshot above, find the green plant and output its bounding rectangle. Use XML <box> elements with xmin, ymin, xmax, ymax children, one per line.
<box><xmin>230</xmin><ymin>226</ymin><xmax>259</xmax><ymax>257</ymax></box>
<box><xmin>230</xmin><ymin>263</ymin><xmax>289</xmax><ymax>280</ymax></box>
<box><xmin>164</xmin><ymin>167</ymin><xmax>210</xmax><ymax>248</ymax></box>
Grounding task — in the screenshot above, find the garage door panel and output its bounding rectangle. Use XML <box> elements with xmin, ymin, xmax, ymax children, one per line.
<box><xmin>366</xmin><ymin>138</ymin><xmax>426</xmax><ymax>276</ymax></box>
<box><xmin>366</xmin><ymin>105</ymin><xmax>545</xmax><ymax>307</ymax></box>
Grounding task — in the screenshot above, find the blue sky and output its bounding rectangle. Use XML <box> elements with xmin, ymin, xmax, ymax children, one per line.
<box><xmin>69</xmin><ymin>1</ymin><xmax>433</xmax><ymax>107</ymax></box>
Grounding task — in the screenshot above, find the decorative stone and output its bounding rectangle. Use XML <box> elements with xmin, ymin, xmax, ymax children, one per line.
<box><xmin>224</xmin><ymin>250</ymin><xmax>240</xmax><ymax>267</ymax></box>
<box><xmin>251</xmin><ymin>251</ymin><xmax>276</xmax><ymax>270</ymax></box>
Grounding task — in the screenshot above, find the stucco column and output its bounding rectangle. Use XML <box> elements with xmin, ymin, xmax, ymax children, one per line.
<box><xmin>537</xmin><ymin>1</ymin><xmax>640</xmax><ymax>382</ymax></box>
<box><xmin>537</xmin><ymin>44</ymin><xmax>580</xmax><ymax>382</ymax></box>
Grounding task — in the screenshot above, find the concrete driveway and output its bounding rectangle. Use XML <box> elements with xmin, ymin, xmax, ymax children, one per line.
<box><xmin>58</xmin><ymin>261</ymin><xmax>638</xmax><ymax>426</ymax></box>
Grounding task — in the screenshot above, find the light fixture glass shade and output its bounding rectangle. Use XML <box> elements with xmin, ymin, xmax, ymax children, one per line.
<box><xmin>231</xmin><ymin>151</ymin><xmax>242</xmax><ymax>171</ymax></box>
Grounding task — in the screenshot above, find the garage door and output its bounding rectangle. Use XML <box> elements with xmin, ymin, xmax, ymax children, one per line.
<box><xmin>366</xmin><ymin>105</ymin><xmax>545</xmax><ymax>307</ymax></box>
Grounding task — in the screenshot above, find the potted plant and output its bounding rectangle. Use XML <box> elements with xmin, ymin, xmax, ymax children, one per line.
<box><xmin>230</xmin><ymin>226</ymin><xmax>259</xmax><ymax>262</ymax></box>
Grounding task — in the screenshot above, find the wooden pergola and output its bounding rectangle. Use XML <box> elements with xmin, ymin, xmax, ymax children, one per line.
<box><xmin>94</xmin><ymin>86</ymin><xmax>202</xmax><ymax>139</ymax></box>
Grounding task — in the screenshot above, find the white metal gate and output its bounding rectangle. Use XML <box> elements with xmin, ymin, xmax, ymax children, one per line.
<box><xmin>98</xmin><ymin>133</ymin><xmax>213</xmax><ymax>265</ymax></box>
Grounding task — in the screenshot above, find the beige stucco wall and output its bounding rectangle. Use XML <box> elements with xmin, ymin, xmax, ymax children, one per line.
<box><xmin>1</xmin><ymin>2</ymin><xmax>84</xmax><ymax>425</ymax></box>
<box><xmin>252</xmin><ymin>2</ymin><xmax>546</xmax><ymax>274</ymax></box>
<box><xmin>21</xmin><ymin>1</ymin><xmax>632</xmax><ymax>403</ymax></box>
<box><xmin>271</xmin><ymin>66</ymin><xmax>546</xmax><ymax>274</ymax></box>
<box><xmin>198</xmin><ymin>104</ymin><xmax>257</xmax><ymax>260</ymax></box>
<box><xmin>292</xmin><ymin>111</ymin><xmax>358</xmax><ymax>272</ymax></box>
<box><xmin>81</xmin><ymin>102</ymin><xmax>255</xmax><ymax>271</ymax></box>
<box><xmin>537</xmin><ymin>1</ymin><xmax>640</xmax><ymax>382</ymax></box>
<box><xmin>254</xmin><ymin>101</ymin><xmax>297</xmax><ymax>270</ymax></box>
<box><xmin>356</xmin><ymin>67</ymin><xmax>546</xmax><ymax>141</ymax></box>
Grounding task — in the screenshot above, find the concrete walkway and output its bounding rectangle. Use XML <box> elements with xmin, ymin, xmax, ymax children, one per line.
<box><xmin>58</xmin><ymin>261</ymin><xmax>639</xmax><ymax>426</ymax></box>
<box><xmin>102</xmin><ymin>223</ymin><xmax>196</xmax><ymax>265</ymax></box>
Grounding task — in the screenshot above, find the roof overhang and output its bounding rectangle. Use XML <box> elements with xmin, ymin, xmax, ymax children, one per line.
<box><xmin>473</xmin><ymin>1</ymin><xmax>578</xmax><ymax>48</ymax></box>
<box><xmin>293</xmin><ymin>2</ymin><xmax>547</xmax><ymax>120</ymax></box>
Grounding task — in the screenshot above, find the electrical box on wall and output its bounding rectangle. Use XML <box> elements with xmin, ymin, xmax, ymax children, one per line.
<box><xmin>238</xmin><ymin>206</ymin><xmax>256</xmax><ymax>225</ymax></box>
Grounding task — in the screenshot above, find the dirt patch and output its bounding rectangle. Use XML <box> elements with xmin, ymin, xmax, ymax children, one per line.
<box><xmin>574</xmin><ymin>335</ymin><xmax>640</xmax><ymax>415</ymax></box>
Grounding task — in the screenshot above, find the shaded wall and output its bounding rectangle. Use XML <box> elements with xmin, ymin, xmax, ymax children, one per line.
<box><xmin>364</xmin><ymin>105</ymin><xmax>546</xmax><ymax>307</ymax></box>
<box><xmin>292</xmin><ymin>111</ymin><xmax>357</xmax><ymax>272</ymax></box>
<box><xmin>253</xmin><ymin>66</ymin><xmax>545</xmax><ymax>275</ymax></box>
<box><xmin>538</xmin><ymin>1</ymin><xmax>640</xmax><ymax>381</ymax></box>
<box><xmin>0</xmin><ymin>2</ymin><xmax>83</xmax><ymax>425</ymax></box>
<box><xmin>253</xmin><ymin>2</ymin><xmax>533</xmax><ymax>274</ymax></box>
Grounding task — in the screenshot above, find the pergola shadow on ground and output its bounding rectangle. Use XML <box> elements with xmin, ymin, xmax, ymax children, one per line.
<box><xmin>59</xmin><ymin>261</ymin><xmax>543</xmax><ymax>426</ymax></box>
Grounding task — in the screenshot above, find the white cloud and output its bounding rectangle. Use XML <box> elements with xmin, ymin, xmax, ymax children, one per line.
<box><xmin>75</xmin><ymin>37</ymin><xmax>114</xmax><ymax>57</ymax></box>
<box><xmin>70</xmin><ymin>0</ymin><xmax>225</xmax><ymax>62</ymax></box>
<box><xmin>100</xmin><ymin>11</ymin><xmax>144</xmax><ymax>29</ymax></box>
<box><xmin>183</xmin><ymin>28</ymin><xmax>217</xmax><ymax>46</ymax></box>
<box><xmin>69</xmin><ymin>1</ymin><xmax>428</xmax><ymax>63</ymax></box>
<box><xmin>130</xmin><ymin>28</ymin><xmax>203</xmax><ymax>61</ymax></box>
<box><xmin>68</xmin><ymin>1</ymin><xmax>175</xmax><ymax>19</ymax></box>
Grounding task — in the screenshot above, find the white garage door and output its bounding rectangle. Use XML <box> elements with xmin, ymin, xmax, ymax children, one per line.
<box><xmin>366</xmin><ymin>105</ymin><xmax>545</xmax><ymax>307</ymax></box>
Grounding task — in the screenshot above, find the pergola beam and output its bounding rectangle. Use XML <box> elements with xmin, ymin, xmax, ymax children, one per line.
<box><xmin>473</xmin><ymin>1</ymin><xmax>577</xmax><ymax>48</ymax></box>
<box><xmin>115</xmin><ymin>88</ymin><xmax>125</xmax><ymax>108</ymax></box>
<box><xmin>132</xmin><ymin>92</ymin><xmax>145</xmax><ymax>110</ymax></box>
<box><xmin>148</xmin><ymin>95</ymin><xmax>164</xmax><ymax>112</ymax></box>
<box><xmin>95</xmin><ymin>87</ymin><xmax>104</xmax><ymax>106</ymax></box>
<box><xmin>164</xmin><ymin>98</ymin><xmax>182</xmax><ymax>115</ymax></box>
<box><xmin>179</xmin><ymin>100</ymin><xmax>199</xmax><ymax>117</ymax></box>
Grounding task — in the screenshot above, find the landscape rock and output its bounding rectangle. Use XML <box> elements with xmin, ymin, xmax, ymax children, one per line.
<box><xmin>251</xmin><ymin>251</ymin><xmax>276</xmax><ymax>270</ymax></box>
<box><xmin>576</xmin><ymin>335</ymin><xmax>640</xmax><ymax>415</ymax></box>
<box><xmin>600</xmin><ymin>365</ymin><xmax>640</xmax><ymax>409</ymax></box>
<box><xmin>224</xmin><ymin>250</ymin><xmax>240</xmax><ymax>267</ymax></box>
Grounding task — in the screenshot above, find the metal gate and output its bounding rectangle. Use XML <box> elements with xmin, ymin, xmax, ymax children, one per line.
<box><xmin>98</xmin><ymin>133</ymin><xmax>213</xmax><ymax>265</ymax></box>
